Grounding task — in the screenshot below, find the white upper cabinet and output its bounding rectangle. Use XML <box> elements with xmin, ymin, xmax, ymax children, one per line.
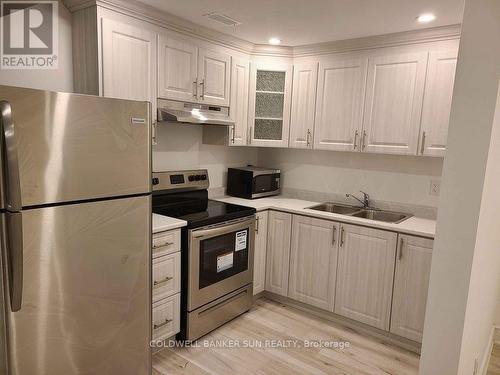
<box><xmin>335</xmin><ymin>224</ymin><xmax>397</xmax><ymax>330</ymax></box>
<box><xmin>198</xmin><ymin>48</ymin><xmax>231</xmax><ymax>106</ymax></box>
<box><xmin>158</xmin><ymin>32</ymin><xmax>231</xmax><ymax>106</ymax></box>
<box><xmin>314</xmin><ymin>56</ymin><xmax>368</xmax><ymax>151</ymax></box>
<box><xmin>288</xmin><ymin>215</ymin><xmax>338</xmax><ymax>311</ymax></box>
<box><xmin>390</xmin><ymin>235</ymin><xmax>433</xmax><ymax>342</ymax></box>
<box><xmin>419</xmin><ymin>49</ymin><xmax>458</xmax><ymax>157</ymax></box>
<box><xmin>289</xmin><ymin>62</ymin><xmax>318</xmax><ymax>149</ymax></box>
<box><xmin>229</xmin><ymin>57</ymin><xmax>250</xmax><ymax>146</ymax></box>
<box><xmin>248</xmin><ymin>62</ymin><xmax>293</xmax><ymax>148</ymax></box>
<box><xmin>157</xmin><ymin>34</ymin><xmax>198</xmax><ymax>102</ymax></box>
<box><xmin>362</xmin><ymin>51</ymin><xmax>428</xmax><ymax>155</ymax></box>
<box><xmin>101</xmin><ymin>18</ymin><xmax>157</xmax><ymax>106</ymax></box>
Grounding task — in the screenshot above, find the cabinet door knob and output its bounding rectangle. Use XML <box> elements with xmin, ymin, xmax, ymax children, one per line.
<box><xmin>154</xmin><ymin>318</ymin><xmax>172</xmax><ymax>330</ymax></box>
<box><xmin>353</xmin><ymin>130</ymin><xmax>359</xmax><ymax>150</ymax></box>
<box><xmin>193</xmin><ymin>79</ymin><xmax>198</xmax><ymax>99</ymax></box>
<box><xmin>398</xmin><ymin>237</ymin><xmax>404</xmax><ymax>260</ymax></box>
<box><xmin>420</xmin><ymin>131</ymin><xmax>426</xmax><ymax>155</ymax></box>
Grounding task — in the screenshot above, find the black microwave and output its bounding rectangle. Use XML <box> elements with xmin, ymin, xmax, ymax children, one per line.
<box><xmin>227</xmin><ymin>167</ymin><xmax>281</xmax><ymax>199</ymax></box>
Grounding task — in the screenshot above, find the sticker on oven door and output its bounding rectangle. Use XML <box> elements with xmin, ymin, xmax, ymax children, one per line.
<box><xmin>217</xmin><ymin>252</ymin><xmax>234</xmax><ymax>273</ymax></box>
<box><xmin>235</xmin><ymin>230</ymin><xmax>247</xmax><ymax>251</ymax></box>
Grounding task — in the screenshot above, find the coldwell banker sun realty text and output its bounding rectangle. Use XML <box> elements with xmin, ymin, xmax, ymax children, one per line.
<box><xmin>1</xmin><ymin>0</ymin><xmax>58</xmax><ymax>69</ymax></box>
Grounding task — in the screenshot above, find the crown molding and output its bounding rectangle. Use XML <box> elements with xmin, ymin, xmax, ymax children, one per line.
<box><xmin>292</xmin><ymin>24</ymin><xmax>462</xmax><ymax>57</ymax></box>
<box><xmin>63</xmin><ymin>0</ymin><xmax>255</xmax><ymax>54</ymax></box>
<box><xmin>63</xmin><ymin>0</ymin><xmax>461</xmax><ymax>59</ymax></box>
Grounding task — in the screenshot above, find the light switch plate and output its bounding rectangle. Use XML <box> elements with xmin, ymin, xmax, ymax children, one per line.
<box><xmin>429</xmin><ymin>180</ymin><xmax>441</xmax><ymax>196</ymax></box>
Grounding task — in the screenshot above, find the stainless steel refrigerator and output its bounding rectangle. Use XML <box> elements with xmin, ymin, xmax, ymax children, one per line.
<box><xmin>0</xmin><ymin>86</ymin><xmax>152</xmax><ymax>375</ymax></box>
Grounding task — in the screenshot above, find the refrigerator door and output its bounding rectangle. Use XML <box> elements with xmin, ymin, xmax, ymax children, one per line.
<box><xmin>3</xmin><ymin>196</ymin><xmax>151</xmax><ymax>375</ymax></box>
<box><xmin>0</xmin><ymin>86</ymin><xmax>151</xmax><ymax>209</ymax></box>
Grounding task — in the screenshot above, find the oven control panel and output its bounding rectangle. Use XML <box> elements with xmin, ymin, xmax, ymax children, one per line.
<box><xmin>152</xmin><ymin>170</ymin><xmax>209</xmax><ymax>191</ymax></box>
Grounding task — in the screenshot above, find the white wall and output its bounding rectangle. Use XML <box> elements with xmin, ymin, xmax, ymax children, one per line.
<box><xmin>0</xmin><ymin>0</ymin><xmax>73</xmax><ymax>92</ymax></box>
<box><xmin>258</xmin><ymin>148</ymin><xmax>443</xmax><ymax>208</ymax></box>
<box><xmin>459</xmin><ymin>81</ymin><xmax>500</xmax><ymax>374</ymax></box>
<box><xmin>419</xmin><ymin>0</ymin><xmax>500</xmax><ymax>373</ymax></box>
<box><xmin>153</xmin><ymin>124</ymin><xmax>259</xmax><ymax>192</ymax></box>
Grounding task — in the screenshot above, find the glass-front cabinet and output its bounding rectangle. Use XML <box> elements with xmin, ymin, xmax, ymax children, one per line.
<box><xmin>248</xmin><ymin>62</ymin><xmax>293</xmax><ymax>147</ymax></box>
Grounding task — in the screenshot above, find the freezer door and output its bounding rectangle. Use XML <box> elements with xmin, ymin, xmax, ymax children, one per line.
<box><xmin>3</xmin><ymin>196</ymin><xmax>151</xmax><ymax>375</ymax></box>
<box><xmin>0</xmin><ymin>86</ymin><xmax>151</xmax><ymax>208</ymax></box>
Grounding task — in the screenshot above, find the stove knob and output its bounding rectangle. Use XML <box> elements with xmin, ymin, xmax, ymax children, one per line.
<box><xmin>152</xmin><ymin>177</ymin><xmax>159</xmax><ymax>185</ymax></box>
<box><xmin>188</xmin><ymin>175</ymin><xmax>195</xmax><ymax>182</ymax></box>
<box><xmin>201</xmin><ymin>174</ymin><xmax>207</xmax><ymax>180</ymax></box>
<box><xmin>195</xmin><ymin>175</ymin><xmax>201</xmax><ymax>181</ymax></box>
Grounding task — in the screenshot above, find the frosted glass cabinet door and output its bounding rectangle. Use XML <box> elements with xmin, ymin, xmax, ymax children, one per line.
<box><xmin>248</xmin><ymin>62</ymin><xmax>293</xmax><ymax>148</ymax></box>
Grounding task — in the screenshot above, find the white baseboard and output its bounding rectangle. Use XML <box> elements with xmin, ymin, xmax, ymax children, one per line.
<box><xmin>479</xmin><ymin>325</ymin><xmax>500</xmax><ymax>375</ymax></box>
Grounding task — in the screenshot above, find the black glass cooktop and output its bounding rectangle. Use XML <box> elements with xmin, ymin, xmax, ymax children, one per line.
<box><xmin>152</xmin><ymin>190</ymin><xmax>256</xmax><ymax>229</ymax></box>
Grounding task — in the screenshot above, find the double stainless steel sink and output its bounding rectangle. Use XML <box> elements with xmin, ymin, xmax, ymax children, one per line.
<box><xmin>307</xmin><ymin>203</ymin><xmax>412</xmax><ymax>224</ymax></box>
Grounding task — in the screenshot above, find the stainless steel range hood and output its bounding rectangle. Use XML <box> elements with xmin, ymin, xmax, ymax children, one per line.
<box><xmin>157</xmin><ymin>99</ymin><xmax>234</xmax><ymax>126</ymax></box>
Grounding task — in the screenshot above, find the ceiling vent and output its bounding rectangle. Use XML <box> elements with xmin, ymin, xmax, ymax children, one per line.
<box><xmin>203</xmin><ymin>12</ymin><xmax>241</xmax><ymax>27</ymax></box>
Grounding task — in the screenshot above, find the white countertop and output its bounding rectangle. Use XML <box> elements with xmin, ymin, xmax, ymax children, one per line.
<box><xmin>215</xmin><ymin>196</ymin><xmax>436</xmax><ymax>238</ymax></box>
<box><xmin>152</xmin><ymin>213</ymin><xmax>187</xmax><ymax>233</ymax></box>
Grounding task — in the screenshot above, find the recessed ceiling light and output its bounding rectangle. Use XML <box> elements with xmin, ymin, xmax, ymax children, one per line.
<box><xmin>268</xmin><ymin>37</ymin><xmax>281</xmax><ymax>45</ymax></box>
<box><xmin>417</xmin><ymin>13</ymin><xmax>436</xmax><ymax>23</ymax></box>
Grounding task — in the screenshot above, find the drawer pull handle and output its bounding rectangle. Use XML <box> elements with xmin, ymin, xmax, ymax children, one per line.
<box><xmin>154</xmin><ymin>318</ymin><xmax>172</xmax><ymax>330</ymax></box>
<box><xmin>153</xmin><ymin>276</ymin><xmax>173</xmax><ymax>286</ymax></box>
<box><xmin>153</xmin><ymin>241</ymin><xmax>174</xmax><ymax>249</ymax></box>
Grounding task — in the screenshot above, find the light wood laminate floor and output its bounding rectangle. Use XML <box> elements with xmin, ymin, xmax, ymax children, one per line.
<box><xmin>153</xmin><ymin>298</ymin><xmax>420</xmax><ymax>375</ymax></box>
<box><xmin>488</xmin><ymin>344</ymin><xmax>500</xmax><ymax>375</ymax></box>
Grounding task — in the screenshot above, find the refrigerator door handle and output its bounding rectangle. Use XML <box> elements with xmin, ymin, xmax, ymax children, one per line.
<box><xmin>5</xmin><ymin>212</ymin><xmax>23</xmax><ymax>312</ymax></box>
<box><xmin>0</xmin><ymin>101</ymin><xmax>22</xmax><ymax>211</ymax></box>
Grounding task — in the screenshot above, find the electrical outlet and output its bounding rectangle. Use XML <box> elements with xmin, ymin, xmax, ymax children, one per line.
<box><xmin>429</xmin><ymin>180</ymin><xmax>441</xmax><ymax>196</ymax></box>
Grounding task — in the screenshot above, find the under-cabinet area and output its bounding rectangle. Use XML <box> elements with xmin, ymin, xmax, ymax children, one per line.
<box><xmin>251</xmin><ymin>209</ymin><xmax>433</xmax><ymax>344</ymax></box>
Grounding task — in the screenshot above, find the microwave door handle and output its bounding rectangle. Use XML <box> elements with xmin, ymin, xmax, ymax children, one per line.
<box><xmin>3</xmin><ymin>212</ymin><xmax>23</xmax><ymax>312</ymax></box>
<box><xmin>0</xmin><ymin>101</ymin><xmax>22</xmax><ymax>211</ymax></box>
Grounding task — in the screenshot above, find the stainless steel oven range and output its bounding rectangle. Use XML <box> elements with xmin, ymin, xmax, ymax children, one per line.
<box><xmin>152</xmin><ymin>170</ymin><xmax>256</xmax><ymax>341</ymax></box>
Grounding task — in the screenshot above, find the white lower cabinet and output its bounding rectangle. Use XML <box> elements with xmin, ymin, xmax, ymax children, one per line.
<box><xmin>265</xmin><ymin>211</ymin><xmax>292</xmax><ymax>296</ymax></box>
<box><xmin>152</xmin><ymin>294</ymin><xmax>181</xmax><ymax>340</ymax></box>
<box><xmin>256</xmin><ymin>210</ymin><xmax>433</xmax><ymax>342</ymax></box>
<box><xmin>390</xmin><ymin>235</ymin><xmax>433</xmax><ymax>342</ymax></box>
<box><xmin>288</xmin><ymin>216</ymin><xmax>339</xmax><ymax>311</ymax></box>
<box><xmin>334</xmin><ymin>224</ymin><xmax>397</xmax><ymax>330</ymax></box>
<box><xmin>253</xmin><ymin>211</ymin><xmax>269</xmax><ymax>295</ymax></box>
<box><xmin>152</xmin><ymin>228</ymin><xmax>182</xmax><ymax>340</ymax></box>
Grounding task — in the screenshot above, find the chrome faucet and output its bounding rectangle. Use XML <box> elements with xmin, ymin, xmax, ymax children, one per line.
<box><xmin>346</xmin><ymin>191</ymin><xmax>371</xmax><ymax>208</ymax></box>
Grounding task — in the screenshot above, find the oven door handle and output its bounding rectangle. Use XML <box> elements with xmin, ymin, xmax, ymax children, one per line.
<box><xmin>192</xmin><ymin>217</ymin><xmax>255</xmax><ymax>239</ymax></box>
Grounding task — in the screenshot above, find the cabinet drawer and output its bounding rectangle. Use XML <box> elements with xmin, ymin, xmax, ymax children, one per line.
<box><xmin>153</xmin><ymin>252</ymin><xmax>181</xmax><ymax>302</ymax></box>
<box><xmin>152</xmin><ymin>294</ymin><xmax>180</xmax><ymax>340</ymax></box>
<box><xmin>153</xmin><ymin>229</ymin><xmax>181</xmax><ymax>258</ymax></box>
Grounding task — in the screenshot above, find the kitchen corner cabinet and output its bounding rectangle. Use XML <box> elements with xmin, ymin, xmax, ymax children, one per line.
<box><xmin>158</xmin><ymin>32</ymin><xmax>231</xmax><ymax>106</ymax></box>
<box><xmin>289</xmin><ymin>62</ymin><xmax>318</xmax><ymax>149</ymax></box>
<box><xmin>248</xmin><ymin>63</ymin><xmax>293</xmax><ymax>147</ymax></box>
<box><xmin>418</xmin><ymin>49</ymin><xmax>458</xmax><ymax>157</ymax></box>
<box><xmin>314</xmin><ymin>56</ymin><xmax>368</xmax><ymax>151</ymax></box>
<box><xmin>335</xmin><ymin>224</ymin><xmax>397</xmax><ymax>330</ymax></box>
<box><xmin>362</xmin><ymin>52</ymin><xmax>428</xmax><ymax>155</ymax></box>
<box><xmin>288</xmin><ymin>216</ymin><xmax>338</xmax><ymax>310</ymax></box>
<box><xmin>229</xmin><ymin>57</ymin><xmax>251</xmax><ymax>146</ymax></box>
<box><xmin>265</xmin><ymin>211</ymin><xmax>292</xmax><ymax>296</ymax></box>
<box><xmin>253</xmin><ymin>211</ymin><xmax>268</xmax><ymax>294</ymax></box>
<box><xmin>390</xmin><ymin>235</ymin><xmax>433</xmax><ymax>342</ymax></box>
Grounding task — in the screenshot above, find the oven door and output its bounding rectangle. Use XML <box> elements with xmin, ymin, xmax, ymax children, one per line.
<box><xmin>188</xmin><ymin>216</ymin><xmax>255</xmax><ymax>311</ymax></box>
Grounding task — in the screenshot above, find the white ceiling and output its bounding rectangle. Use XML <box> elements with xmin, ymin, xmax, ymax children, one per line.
<box><xmin>137</xmin><ymin>0</ymin><xmax>464</xmax><ymax>46</ymax></box>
